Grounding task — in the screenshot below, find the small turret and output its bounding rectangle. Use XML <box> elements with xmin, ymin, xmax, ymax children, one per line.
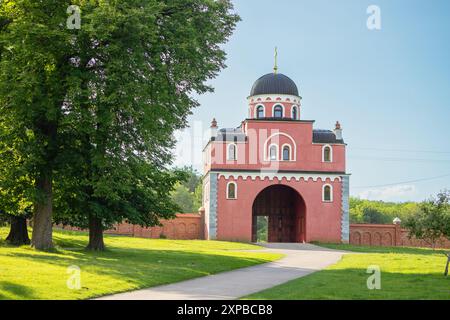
<box><xmin>334</xmin><ymin>121</ymin><xmax>343</xmax><ymax>140</ymax></box>
<box><xmin>210</xmin><ymin>118</ymin><xmax>218</xmax><ymax>139</ymax></box>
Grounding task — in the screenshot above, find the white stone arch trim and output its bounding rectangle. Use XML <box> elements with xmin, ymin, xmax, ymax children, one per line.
<box><xmin>254</xmin><ymin>104</ymin><xmax>265</xmax><ymax>118</ymax></box>
<box><xmin>264</xmin><ymin>132</ymin><xmax>297</xmax><ymax>161</ymax></box>
<box><xmin>281</xmin><ymin>143</ymin><xmax>293</xmax><ymax>161</ymax></box>
<box><xmin>322</xmin><ymin>183</ymin><xmax>333</xmax><ymax>202</ymax></box>
<box><xmin>322</xmin><ymin>144</ymin><xmax>333</xmax><ymax>162</ymax></box>
<box><xmin>226</xmin><ymin>143</ymin><xmax>238</xmax><ymax>161</ymax></box>
<box><xmin>226</xmin><ymin>181</ymin><xmax>237</xmax><ymax>199</ymax></box>
<box><xmin>272</xmin><ymin>103</ymin><xmax>285</xmax><ymax>118</ymax></box>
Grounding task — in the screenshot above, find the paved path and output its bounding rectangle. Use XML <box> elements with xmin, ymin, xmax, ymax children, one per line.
<box><xmin>96</xmin><ymin>243</ymin><xmax>347</xmax><ymax>300</ymax></box>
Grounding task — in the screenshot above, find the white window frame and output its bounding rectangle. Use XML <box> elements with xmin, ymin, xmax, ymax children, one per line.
<box><xmin>226</xmin><ymin>181</ymin><xmax>237</xmax><ymax>200</ymax></box>
<box><xmin>281</xmin><ymin>144</ymin><xmax>292</xmax><ymax>161</ymax></box>
<box><xmin>272</xmin><ymin>104</ymin><xmax>285</xmax><ymax>118</ymax></box>
<box><xmin>322</xmin><ymin>144</ymin><xmax>333</xmax><ymax>162</ymax></box>
<box><xmin>255</xmin><ymin>104</ymin><xmax>265</xmax><ymax>119</ymax></box>
<box><xmin>268</xmin><ymin>144</ymin><xmax>279</xmax><ymax>161</ymax></box>
<box><xmin>322</xmin><ymin>184</ymin><xmax>333</xmax><ymax>202</ymax></box>
<box><xmin>227</xmin><ymin>143</ymin><xmax>237</xmax><ymax>161</ymax></box>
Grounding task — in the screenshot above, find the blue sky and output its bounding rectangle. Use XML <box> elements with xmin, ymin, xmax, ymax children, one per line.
<box><xmin>174</xmin><ymin>0</ymin><xmax>450</xmax><ymax>203</ymax></box>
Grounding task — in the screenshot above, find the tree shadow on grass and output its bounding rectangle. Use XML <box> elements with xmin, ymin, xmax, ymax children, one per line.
<box><xmin>2</xmin><ymin>246</ymin><xmax>275</xmax><ymax>299</ymax></box>
<box><xmin>0</xmin><ymin>228</ymin><xmax>87</xmax><ymax>251</ymax></box>
<box><xmin>52</xmin><ymin>230</ymin><xmax>90</xmax><ymax>249</ymax></box>
<box><xmin>8</xmin><ymin>246</ymin><xmax>272</xmax><ymax>270</ymax></box>
<box><xmin>1</xmin><ymin>228</ymin><xmax>277</xmax><ymax>299</ymax></box>
<box><xmin>1</xmin><ymin>229</ymin><xmax>123</xmax><ymax>252</ymax></box>
<box><xmin>0</xmin><ymin>281</ymin><xmax>38</xmax><ymax>300</ymax></box>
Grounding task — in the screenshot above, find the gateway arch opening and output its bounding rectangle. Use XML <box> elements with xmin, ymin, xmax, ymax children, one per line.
<box><xmin>252</xmin><ymin>185</ymin><xmax>306</xmax><ymax>243</ymax></box>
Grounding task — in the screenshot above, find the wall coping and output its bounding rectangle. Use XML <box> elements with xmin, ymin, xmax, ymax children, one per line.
<box><xmin>350</xmin><ymin>223</ymin><xmax>397</xmax><ymax>228</ymax></box>
<box><xmin>174</xmin><ymin>213</ymin><xmax>202</xmax><ymax>218</ymax></box>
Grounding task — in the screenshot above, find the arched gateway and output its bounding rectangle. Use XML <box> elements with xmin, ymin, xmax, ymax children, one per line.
<box><xmin>252</xmin><ymin>185</ymin><xmax>306</xmax><ymax>243</ymax></box>
<box><xmin>202</xmin><ymin>69</ymin><xmax>350</xmax><ymax>244</ymax></box>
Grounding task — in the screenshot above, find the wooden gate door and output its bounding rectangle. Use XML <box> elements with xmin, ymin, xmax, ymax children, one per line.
<box><xmin>253</xmin><ymin>185</ymin><xmax>304</xmax><ymax>243</ymax></box>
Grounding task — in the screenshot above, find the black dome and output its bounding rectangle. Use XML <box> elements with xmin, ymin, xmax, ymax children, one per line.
<box><xmin>250</xmin><ymin>73</ymin><xmax>299</xmax><ymax>97</ymax></box>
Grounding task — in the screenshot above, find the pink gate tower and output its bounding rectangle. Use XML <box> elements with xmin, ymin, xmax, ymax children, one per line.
<box><xmin>202</xmin><ymin>70</ymin><xmax>350</xmax><ymax>243</ymax></box>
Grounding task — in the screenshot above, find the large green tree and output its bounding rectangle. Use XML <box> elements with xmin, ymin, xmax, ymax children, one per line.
<box><xmin>0</xmin><ymin>156</ymin><xmax>32</xmax><ymax>245</ymax></box>
<box><xmin>53</xmin><ymin>0</ymin><xmax>239</xmax><ymax>250</ymax></box>
<box><xmin>0</xmin><ymin>122</ymin><xmax>31</xmax><ymax>245</ymax></box>
<box><xmin>0</xmin><ymin>0</ymin><xmax>75</xmax><ymax>249</ymax></box>
<box><xmin>1</xmin><ymin>0</ymin><xmax>239</xmax><ymax>251</ymax></box>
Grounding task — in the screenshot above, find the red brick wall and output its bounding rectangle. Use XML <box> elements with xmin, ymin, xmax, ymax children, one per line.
<box><xmin>59</xmin><ymin>218</ymin><xmax>450</xmax><ymax>248</ymax></box>
<box><xmin>59</xmin><ymin>212</ymin><xmax>205</xmax><ymax>240</ymax></box>
<box><xmin>350</xmin><ymin>223</ymin><xmax>450</xmax><ymax>249</ymax></box>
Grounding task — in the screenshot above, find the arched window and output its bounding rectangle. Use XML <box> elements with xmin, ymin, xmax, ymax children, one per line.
<box><xmin>227</xmin><ymin>143</ymin><xmax>237</xmax><ymax>161</ymax></box>
<box><xmin>322</xmin><ymin>145</ymin><xmax>332</xmax><ymax>162</ymax></box>
<box><xmin>269</xmin><ymin>144</ymin><xmax>278</xmax><ymax>161</ymax></box>
<box><xmin>256</xmin><ymin>105</ymin><xmax>264</xmax><ymax>119</ymax></box>
<box><xmin>292</xmin><ymin>106</ymin><xmax>298</xmax><ymax>120</ymax></box>
<box><xmin>323</xmin><ymin>184</ymin><xmax>333</xmax><ymax>202</ymax></box>
<box><xmin>227</xmin><ymin>182</ymin><xmax>237</xmax><ymax>199</ymax></box>
<box><xmin>263</xmin><ymin>132</ymin><xmax>297</xmax><ymax>161</ymax></box>
<box><xmin>273</xmin><ymin>105</ymin><xmax>283</xmax><ymax>118</ymax></box>
<box><xmin>282</xmin><ymin>145</ymin><xmax>291</xmax><ymax>161</ymax></box>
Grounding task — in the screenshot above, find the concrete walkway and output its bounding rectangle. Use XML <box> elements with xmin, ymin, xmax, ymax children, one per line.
<box><xmin>96</xmin><ymin>243</ymin><xmax>347</xmax><ymax>300</ymax></box>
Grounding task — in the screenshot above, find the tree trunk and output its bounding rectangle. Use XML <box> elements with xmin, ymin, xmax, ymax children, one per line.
<box><xmin>31</xmin><ymin>173</ymin><xmax>54</xmax><ymax>250</ymax></box>
<box><xmin>6</xmin><ymin>215</ymin><xmax>31</xmax><ymax>245</ymax></box>
<box><xmin>445</xmin><ymin>254</ymin><xmax>449</xmax><ymax>277</ymax></box>
<box><xmin>87</xmin><ymin>214</ymin><xmax>105</xmax><ymax>251</ymax></box>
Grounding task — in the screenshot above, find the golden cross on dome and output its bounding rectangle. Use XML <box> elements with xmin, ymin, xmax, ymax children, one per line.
<box><xmin>274</xmin><ymin>46</ymin><xmax>278</xmax><ymax>74</ymax></box>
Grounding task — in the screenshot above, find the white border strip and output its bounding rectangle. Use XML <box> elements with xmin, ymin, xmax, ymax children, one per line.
<box><xmin>215</xmin><ymin>171</ymin><xmax>343</xmax><ymax>182</ymax></box>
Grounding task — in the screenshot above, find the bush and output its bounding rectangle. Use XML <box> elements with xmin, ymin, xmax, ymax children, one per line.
<box><xmin>404</xmin><ymin>190</ymin><xmax>450</xmax><ymax>248</ymax></box>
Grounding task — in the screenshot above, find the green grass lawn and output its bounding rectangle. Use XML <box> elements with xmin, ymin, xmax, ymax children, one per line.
<box><xmin>0</xmin><ymin>227</ymin><xmax>281</xmax><ymax>300</ymax></box>
<box><xmin>245</xmin><ymin>244</ymin><xmax>450</xmax><ymax>300</ymax></box>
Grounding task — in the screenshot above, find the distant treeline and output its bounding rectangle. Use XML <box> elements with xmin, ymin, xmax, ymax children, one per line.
<box><xmin>170</xmin><ymin>166</ymin><xmax>202</xmax><ymax>214</ymax></box>
<box><xmin>350</xmin><ymin>197</ymin><xmax>419</xmax><ymax>224</ymax></box>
